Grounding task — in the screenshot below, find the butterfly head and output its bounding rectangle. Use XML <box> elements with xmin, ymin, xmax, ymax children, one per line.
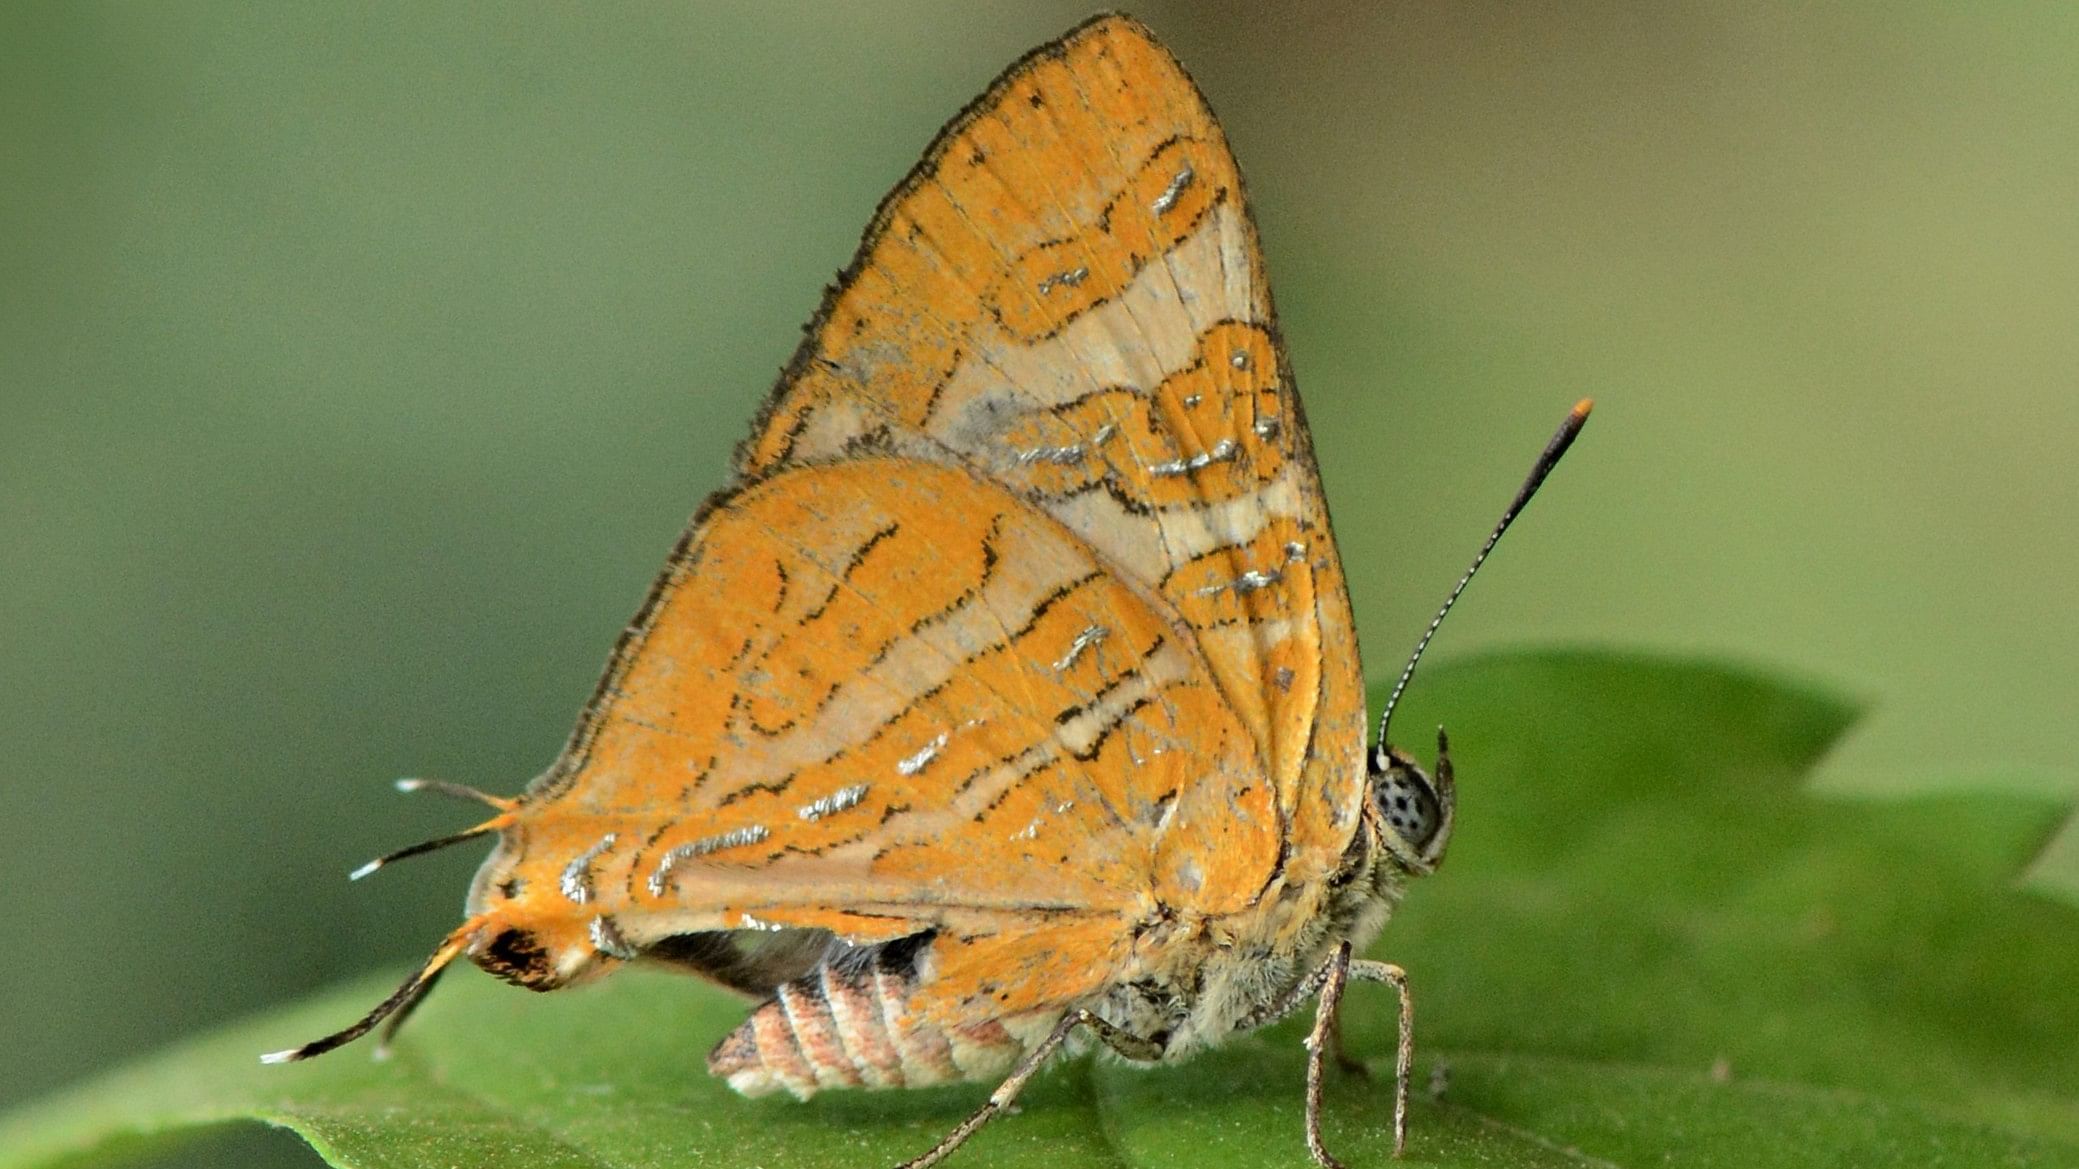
<box><xmin>1366</xmin><ymin>727</ymin><xmax>1455</xmax><ymax>874</ymax></box>
<box><xmin>459</xmin><ymin>825</ymin><xmax>638</xmax><ymax>992</ymax></box>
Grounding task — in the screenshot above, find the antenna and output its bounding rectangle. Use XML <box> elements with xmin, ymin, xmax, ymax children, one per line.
<box><xmin>346</xmin><ymin>780</ymin><xmax>514</xmax><ymax>880</ymax></box>
<box><xmin>261</xmin><ymin>917</ymin><xmax>484</xmax><ymax>1064</ymax></box>
<box><xmin>1375</xmin><ymin>398</ymin><xmax>1593</xmax><ymax>747</ymax></box>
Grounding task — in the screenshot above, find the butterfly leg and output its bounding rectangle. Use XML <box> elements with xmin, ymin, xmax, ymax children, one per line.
<box><xmin>1301</xmin><ymin>943</ymin><xmax>1414</xmax><ymax>1167</ymax></box>
<box><xmin>1344</xmin><ymin>956</ymin><xmax>1413</xmax><ymax>1160</ymax></box>
<box><xmin>895</xmin><ymin>1008</ymin><xmax>1156</xmax><ymax>1169</ymax></box>
<box><xmin>1303</xmin><ymin>944</ymin><xmax>1355</xmax><ymax>1169</ymax></box>
<box><xmin>1229</xmin><ymin>949</ymin><xmax>1369</xmax><ymax>1074</ymax></box>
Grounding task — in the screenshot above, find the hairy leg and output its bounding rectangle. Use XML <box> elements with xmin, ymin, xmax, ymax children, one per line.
<box><xmin>1299</xmin><ymin>943</ymin><xmax>1414</xmax><ymax>1168</ymax></box>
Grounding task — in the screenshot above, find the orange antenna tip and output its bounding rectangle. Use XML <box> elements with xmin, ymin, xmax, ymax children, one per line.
<box><xmin>1572</xmin><ymin>397</ymin><xmax>1594</xmax><ymax>418</ymax></box>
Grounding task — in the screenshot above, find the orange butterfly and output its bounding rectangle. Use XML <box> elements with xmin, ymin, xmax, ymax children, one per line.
<box><xmin>268</xmin><ymin>15</ymin><xmax>1588</xmax><ymax>1168</ymax></box>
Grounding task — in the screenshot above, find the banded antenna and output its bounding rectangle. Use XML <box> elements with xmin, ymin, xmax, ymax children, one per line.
<box><xmin>346</xmin><ymin>778</ymin><xmax>515</xmax><ymax>881</ymax></box>
<box><xmin>1375</xmin><ymin>399</ymin><xmax>1593</xmax><ymax>747</ymax></box>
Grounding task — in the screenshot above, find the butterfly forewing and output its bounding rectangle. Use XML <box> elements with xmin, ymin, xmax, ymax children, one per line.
<box><xmin>740</xmin><ymin>18</ymin><xmax>1366</xmax><ymax>879</ymax></box>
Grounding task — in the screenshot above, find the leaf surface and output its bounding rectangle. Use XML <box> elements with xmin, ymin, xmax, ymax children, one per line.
<box><xmin>6</xmin><ymin>651</ymin><xmax>2074</xmax><ymax>1168</ymax></box>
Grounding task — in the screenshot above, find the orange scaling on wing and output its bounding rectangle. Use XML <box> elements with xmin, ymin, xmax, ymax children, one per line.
<box><xmin>470</xmin><ymin>457</ymin><xmax>1277</xmax><ymax>986</ymax></box>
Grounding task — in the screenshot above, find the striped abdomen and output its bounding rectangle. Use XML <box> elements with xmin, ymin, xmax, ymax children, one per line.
<box><xmin>707</xmin><ymin>944</ymin><xmax>1048</xmax><ymax>1098</ymax></box>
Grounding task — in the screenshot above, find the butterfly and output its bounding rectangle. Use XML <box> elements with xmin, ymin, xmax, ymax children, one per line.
<box><xmin>267</xmin><ymin>15</ymin><xmax>1588</xmax><ymax>1168</ymax></box>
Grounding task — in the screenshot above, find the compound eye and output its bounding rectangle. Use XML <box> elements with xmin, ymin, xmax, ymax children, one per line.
<box><xmin>1375</xmin><ymin>765</ymin><xmax>1441</xmax><ymax>852</ymax></box>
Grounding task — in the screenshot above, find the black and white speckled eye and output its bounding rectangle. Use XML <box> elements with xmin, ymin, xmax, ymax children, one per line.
<box><xmin>1375</xmin><ymin>762</ymin><xmax>1440</xmax><ymax>851</ymax></box>
<box><xmin>1368</xmin><ymin>733</ymin><xmax>1455</xmax><ymax>868</ymax></box>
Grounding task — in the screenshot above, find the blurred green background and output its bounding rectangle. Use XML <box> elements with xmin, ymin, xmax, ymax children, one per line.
<box><xmin>4</xmin><ymin>2</ymin><xmax>2074</xmax><ymax>1165</ymax></box>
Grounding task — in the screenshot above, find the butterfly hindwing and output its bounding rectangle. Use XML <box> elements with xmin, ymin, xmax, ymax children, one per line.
<box><xmin>473</xmin><ymin>456</ymin><xmax>1277</xmax><ymax>1011</ymax></box>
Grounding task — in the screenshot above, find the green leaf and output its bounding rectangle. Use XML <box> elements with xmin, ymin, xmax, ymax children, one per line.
<box><xmin>6</xmin><ymin>651</ymin><xmax>2075</xmax><ymax>1168</ymax></box>
<box><xmin>2026</xmin><ymin>811</ymin><xmax>2079</xmax><ymax>910</ymax></box>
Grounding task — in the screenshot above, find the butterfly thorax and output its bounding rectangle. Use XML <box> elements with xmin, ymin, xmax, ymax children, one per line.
<box><xmin>1084</xmin><ymin>736</ymin><xmax>1453</xmax><ymax>1059</ymax></box>
<box><xmin>1091</xmin><ymin>804</ymin><xmax>1412</xmax><ymax>1060</ymax></box>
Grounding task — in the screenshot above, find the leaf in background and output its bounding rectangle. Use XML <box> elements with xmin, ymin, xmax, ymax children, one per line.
<box><xmin>5</xmin><ymin>651</ymin><xmax>2074</xmax><ymax>1169</ymax></box>
<box><xmin>2027</xmin><ymin>811</ymin><xmax>2079</xmax><ymax>910</ymax></box>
